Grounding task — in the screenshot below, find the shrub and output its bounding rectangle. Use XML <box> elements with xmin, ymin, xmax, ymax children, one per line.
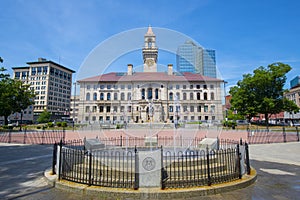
<box><xmin>61</xmin><ymin>121</ymin><xmax>67</xmax><ymax>127</ymax></box>
<box><xmin>2</xmin><ymin>125</ymin><xmax>13</xmax><ymax>130</ymax></box>
<box><xmin>56</xmin><ymin>122</ymin><xmax>62</xmax><ymax>127</ymax></box>
<box><xmin>36</xmin><ymin>126</ymin><xmax>41</xmax><ymax>129</ymax></box>
<box><xmin>47</xmin><ymin>122</ymin><xmax>54</xmax><ymax>128</ymax></box>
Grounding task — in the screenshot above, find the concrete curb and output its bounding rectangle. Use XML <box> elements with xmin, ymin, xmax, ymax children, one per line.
<box><xmin>44</xmin><ymin>168</ymin><xmax>257</xmax><ymax>199</ymax></box>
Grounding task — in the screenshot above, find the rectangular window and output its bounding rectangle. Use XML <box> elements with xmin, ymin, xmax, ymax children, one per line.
<box><xmin>176</xmin><ymin>85</ymin><xmax>180</xmax><ymax>89</ymax></box>
<box><xmin>113</xmin><ymin>106</ymin><xmax>118</xmax><ymax>112</ymax></box>
<box><xmin>183</xmin><ymin>106</ymin><xmax>187</xmax><ymax>112</ymax></box>
<box><xmin>190</xmin><ymin>106</ymin><xmax>194</xmax><ymax>112</ymax></box>
<box><xmin>169</xmin><ymin>106</ymin><xmax>173</xmax><ymax>112</ymax></box>
<box><xmin>99</xmin><ymin>106</ymin><xmax>104</xmax><ymax>112</ymax></box>
<box><xmin>204</xmin><ymin>105</ymin><xmax>208</xmax><ymax>112</ymax></box>
<box><xmin>106</xmin><ymin>106</ymin><xmax>111</xmax><ymax>113</ymax></box>
<box><xmin>197</xmin><ymin>106</ymin><xmax>201</xmax><ymax>112</ymax></box>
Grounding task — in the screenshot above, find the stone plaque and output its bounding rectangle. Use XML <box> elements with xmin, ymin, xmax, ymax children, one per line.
<box><xmin>138</xmin><ymin>150</ymin><xmax>161</xmax><ymax>188</ymax></box>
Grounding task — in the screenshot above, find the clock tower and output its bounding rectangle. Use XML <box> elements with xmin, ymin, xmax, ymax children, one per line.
<box><xmin>143</xmin><ymin>25</ymin><xmax>158</xmax><ymax>72</ymax></box>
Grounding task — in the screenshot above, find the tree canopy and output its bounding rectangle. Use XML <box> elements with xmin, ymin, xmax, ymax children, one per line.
<box><xmin>229</xmin><ymin>62</ymin><xmax>299</xmax><ymax>127</ymax></box>
<box><xmin>37</xmin><ymin>110</ymin><xmax>51</xmax><ymax>123</ymax></box>
<box><xmin>0</xmin><ymin>58</ymin><xmax>35</xmax><ymax>125</ymax></box>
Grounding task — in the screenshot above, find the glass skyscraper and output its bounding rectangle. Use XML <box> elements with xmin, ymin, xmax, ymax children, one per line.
<box><xmin>176</xmin><ymin>40</ymin><xmax>216</xmax><ymax>78</ymax></box>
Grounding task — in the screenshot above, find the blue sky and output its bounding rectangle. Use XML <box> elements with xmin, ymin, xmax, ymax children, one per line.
<box><xmin>1</xmin><ymin>0</ymin><xmax>300</xmax><ymax>91</ymax></box>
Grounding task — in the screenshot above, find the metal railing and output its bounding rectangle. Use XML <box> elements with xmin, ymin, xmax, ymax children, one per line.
<box><xmin>53</xmin><ymin>141</ymin><xmax>250</xmax><ymax>190</ymax></box>
<box><xmin>247</xmin><ymin>127</ymin><xmax>300</xmax><ymax>144</ymax></box>
<box><xmin>0</xmin><ymin>129</ymin><xmax>65</xmax><ymax>144</ymax></box>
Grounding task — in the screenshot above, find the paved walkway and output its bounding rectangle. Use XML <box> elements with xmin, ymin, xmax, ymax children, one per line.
<box><xmin>0</xmin><ymin>142</ymin><xmax>299</xmax><ymax>199</ymax></box>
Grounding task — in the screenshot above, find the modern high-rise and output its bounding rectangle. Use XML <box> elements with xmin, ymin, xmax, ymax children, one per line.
<box><xmin>12</xmin><ymin>58</ymin><xmax>75</xmax><ymax>121</ymax></box>
<box><xmin>176</xmin><ymin>41</ymin><xmax>217</xmax><ymax>78</ymax></box>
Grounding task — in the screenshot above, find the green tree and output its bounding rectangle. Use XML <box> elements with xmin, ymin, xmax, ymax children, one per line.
<box><xmin>229</xmin><ymin>62</ymin><xmax>299</xmax><ymax>128</ymax></box>
<box><xmin>11</xmin><ymin>80</ymin><xmax>35</xmax><ymax>127</ymax></box>
<box><xmin>37</xmin><ymin>110</ymin><xmax>51</xmax><ymax>123</ymax></box>
<box><xmin>229</xmin><ymin>74</ymin><xmax>257</xmax><ymax>122</ymax></box>
<box><xmin>0</xmin><ymin>58</ymin><xmax>35</xmax><ymax>125</ymax></box>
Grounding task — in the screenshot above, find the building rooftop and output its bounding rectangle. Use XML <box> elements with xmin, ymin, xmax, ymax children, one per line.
<box><xmin>78</xmin><ymin>72</ymin><xmax>222</xmax><ymax>83</ymax></box>
<box><xmin>26</xmin><ymin>58</ymin><xmax>75</xmax><ymax>73</ymax></box>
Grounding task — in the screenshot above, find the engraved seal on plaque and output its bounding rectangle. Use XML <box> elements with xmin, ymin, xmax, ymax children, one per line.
<box><xmin>142</xmin><ymin>157</ymin><xmax>156</xmax><ymax>171</ymax></box>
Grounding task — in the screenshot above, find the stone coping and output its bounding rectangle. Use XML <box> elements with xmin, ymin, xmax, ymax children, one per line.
<box><xmin>44</xmin><ymin>168</ymin><xmax>257</xmax><ymax>199</ymax></box>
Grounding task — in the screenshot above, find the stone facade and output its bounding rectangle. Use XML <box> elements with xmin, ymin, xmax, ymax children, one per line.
<box><xmin>77</xmin><ymin>27</ymin><xmax>224</xmax><ymax>124</ymax></box>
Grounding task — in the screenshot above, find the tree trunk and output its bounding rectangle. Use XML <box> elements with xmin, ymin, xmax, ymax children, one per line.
<box><xmin>265</xmin><ymin>113</ymin><xmax>269</xmax><ymax>130</ymax></box>
<box><xmin>19</xmin><ymin>111</ymin><xmax>23</xmax><ymax>131</ymax></box>
<box><xmin>4</xmin><ymin>115</ymin><xmax>9</xmax><ymax>125</ymax></box>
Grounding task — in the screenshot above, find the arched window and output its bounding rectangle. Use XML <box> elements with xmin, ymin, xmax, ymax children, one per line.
<box><xmin>100</xmin><ymin>93</ymin><xmax>104</xmax><ymax>100</ymax></box>
<box><xmin>148</xmin><ymin>88</ymin><xmax>153</xmax><ymax>99</ymax></box>
<box><xmin>169</xmin><ymin>92</ymin><xmax>173</xmax><ymax>101</ymax></box>
<box><xmin>121</xmin><ymin>93</ymin><xmax>125</xmax><ymax>100</ymax></box>
<box><xmin>197</xmin><ymin>92</ymin><xmax>200</xmax><ymax>100</ymax></box>
<box><xmin>190</xmin><ymin>92</ymin><xmax>194</xmax><ymax>100</ymax></box>
<box><xmin>93</xmin><ymin>93</ymin><xmax>97</xmax><ymax>101</ymax></box>
<box><xmin>211</xmin><ymin>92</ymin><xmax>214</xmax><ymax>100</ymax></box>
<box><xmin>155</xmin><ymin>89</ymin><xmax>159</xmax><ymax>99</ymax></box>
<box><xmin>141</xmin><ymin>89</ymin><xmax>145</xmax><ymax>100</ymax></box>
<box><xmin>86</xmin><ymin>93</ymin><xmax>90</xmax><ymax>101</ymax></box>
<box><xmin>127</xmin><ymin>92</ymin><xmax>131</xmax><ymax>100</ymax></box>
<box><xmin>183</xmin><ymin>93</ymin><xmax>187</xmax><ymax>100</ymax></box>
<box><xmin>114</xmin><ymin>92</ymin><xmax>118</xmax><ymax>100</ymax></box>
<box><xmin>107</xmin><ymin>93</ymin><xmax>111</xmax><ymax>100</ymax></box>
<box><xmin>204</xmin><ymin>92</ymin><xmax>208</xmax><ymax>100</ymax></box>
<box><xmin>176</xmin><ymin>92</ymin><xmax>180</xmax><ymax>100</ymax></box>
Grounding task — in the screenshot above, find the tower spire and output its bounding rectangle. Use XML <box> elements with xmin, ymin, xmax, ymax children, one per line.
<box><xmin>143</xmin><ymin>25</ymin><xmax>158</xmax><ymax>72</ymax></box>
<box><xmin>146</xmin><ymin>25</ymin><xmax>154</xmax><ymax>35</ymax></box>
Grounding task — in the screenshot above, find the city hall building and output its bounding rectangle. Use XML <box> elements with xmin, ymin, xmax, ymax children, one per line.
<box><xmin>77</xmin><ymin>27</ymin><xmax>224</xmax><ymax>124</ymax></box>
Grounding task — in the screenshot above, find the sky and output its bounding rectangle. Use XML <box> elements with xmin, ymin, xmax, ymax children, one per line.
<box><xmin>1</xmin><ymin>0</ymin><xmax>300</xmax><ymax>92</ymax></box>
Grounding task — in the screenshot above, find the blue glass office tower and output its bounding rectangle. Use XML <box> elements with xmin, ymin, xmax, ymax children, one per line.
<box><xmin>176</xmin><ymin>41</ymin><xmax>217</xmax><ymax>78</ymax></box>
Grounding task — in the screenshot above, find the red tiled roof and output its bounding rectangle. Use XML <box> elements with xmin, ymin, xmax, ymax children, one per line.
<box><xmin>78</xmin><ymin>72</ymin><xmax>222</xmax><ymax>83</ymax></box>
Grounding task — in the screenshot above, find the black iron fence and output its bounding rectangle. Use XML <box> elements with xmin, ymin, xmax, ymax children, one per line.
<box><xmin>247</xmin><ymin>127</ymin><xmax>300</xmax><ymax>144</ymax></box>
<box><xmin>161</xmin><ymin>144</ymin><xmax>249</xmax><ymax>188</ymax></box>
<box><xmin>0</xmin><ymin>129</ymin><xmax>65</xmax><ymax>144</ymax></box>
<box><xmin>53</xmin><ymin>141</ymin><xmax>250</xmax><ymax>190</ymax></box>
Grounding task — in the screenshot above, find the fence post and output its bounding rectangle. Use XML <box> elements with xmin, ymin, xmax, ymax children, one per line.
<box><xmin>206</xmin><ymin>145</ymin><xmax>211</xmax><ymax>186</ymax></box>
<box><xmin>245</xmin><ymin>143</ymin><xmax>251</xmax><ymax>175</ymax></box>
<box><xmin>41</xmin><ymin>130</ymin><xmax>45</xmax><ymax>145</ymax></box>
<box><xmin>236</xmin><ymin>144</ymin><xmax>242</xmax><ymax>179</ymax></box>
<box><xmin>120</xmin><ymin>135</ymin><xmax>122</xmax><ymax>147</ymax></box>
<box><xmin>88</xmin><ymin>151</ymin><xmax>92</xmax><ymax>186</ymax></box>
<box><xmin>23</xmin><ymin>127</ymin><xmax>27</xmax><ymax>144</ymax></box>
<box><xmin>296</xmin><ymin>126</ymin><xmax>299</xmax><ymax>142</ymax></box>
<box><xmin>52</xmin><ymin>142</ymin><xmax>58</xmax><ymax>174</ymax></box>
<box><xmin>58</xmin><ymin>139</ymin><xmax>63</xmax><ymax>180</ymax></box>
<box><xmin>134</xmin><ymin>146</ymin><xmax>139</xmax><ymax>190</ymax></box>
<box><xmin>161</xmin><ymin>146</ymin><xmax>166</xmax><ymax>190</ymax></box>
<box><xmin>63</xmin><ymin>127</ymin><xmax>66</xmax><ymax>144</ymax></box>
<box><xmin>283</xmin><ymin>126</ymin><xmax>286</xmax><ymax>143</ymax></box>
<box><xmin>8</xmin><ymin>130</ymin><xmax>11</xmax><ymax>143</ymax></box>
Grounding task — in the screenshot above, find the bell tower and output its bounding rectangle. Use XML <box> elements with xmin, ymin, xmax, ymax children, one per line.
<box><xmin>143</xmin><ymin>25</ymin><xmax>158</xmax><ymax>72</ymax></box>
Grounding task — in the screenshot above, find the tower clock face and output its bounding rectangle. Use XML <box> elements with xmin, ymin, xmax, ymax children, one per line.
<box><xmin>146</xmin><ymin>59</ymin><xmax>154</xmax><ymax>66</ymax></box>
